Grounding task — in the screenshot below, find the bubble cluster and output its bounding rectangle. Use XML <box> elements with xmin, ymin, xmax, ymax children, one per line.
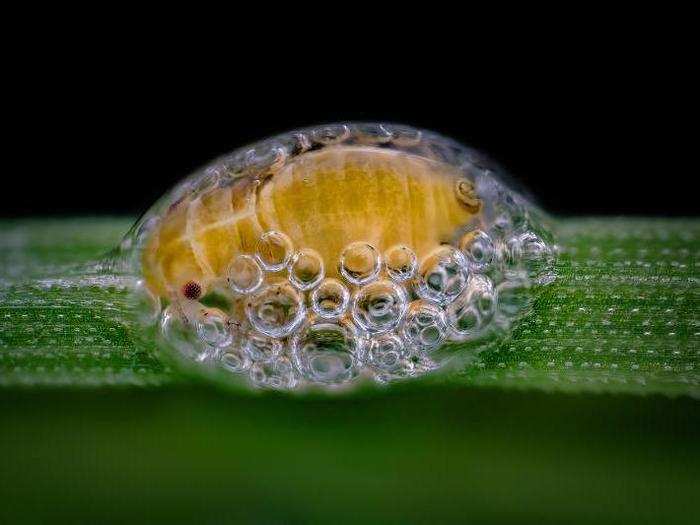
<box><xmin>134</xmin><ymin>123</ymin><xmax>557</xmax><ymax>391</ymax></box>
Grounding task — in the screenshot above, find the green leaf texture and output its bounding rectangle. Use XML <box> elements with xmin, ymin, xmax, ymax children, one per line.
<box><xmin>0</xmin><ymin>217</ymin><xmax>699</xmax><ymax>524</ymax></box>
<box><xmin>1</xmin><ymin>217</ymin><xmax>697</xmax><ymax>395</ymax></box>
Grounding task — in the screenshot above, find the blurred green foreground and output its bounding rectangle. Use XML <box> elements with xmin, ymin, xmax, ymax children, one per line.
<box><xmin>0</xmin><ymin>217</ymin><xmax>698</xmax><ymax>524</ymax></box>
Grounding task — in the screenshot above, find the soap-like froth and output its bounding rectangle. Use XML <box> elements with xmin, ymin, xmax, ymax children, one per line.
<box><xmin>126</xmin><ymin>123</ymin><xmax>556</xmax><ymax>391</ymax></box>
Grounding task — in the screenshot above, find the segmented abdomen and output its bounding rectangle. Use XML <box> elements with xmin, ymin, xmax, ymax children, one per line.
<box><xmin>143</xmin><ymin>146</ymin><xmax>479</xmax><ymax>298</ymax></box>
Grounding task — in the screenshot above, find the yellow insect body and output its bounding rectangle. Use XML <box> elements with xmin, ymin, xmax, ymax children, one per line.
<box><xmin>143</xmin><ymin>146</ymin><xmax>480</xmax><ymax>299</ymax></box>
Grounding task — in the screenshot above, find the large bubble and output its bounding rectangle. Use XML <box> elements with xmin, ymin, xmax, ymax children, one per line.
<box><xmin>117</xmin><ymin>123</ymin><xmax>557</xmax><ymax>391</ymax></box>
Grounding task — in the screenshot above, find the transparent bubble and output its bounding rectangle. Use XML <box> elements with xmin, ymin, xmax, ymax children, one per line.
<box><xmin>446</xmin><ymin>274</ymin><xmax>496</xmax><ymax>340</ymax></box>
<box><xmin>352</xmin><ymin>280</ymin><xmax>408</xmax><ymax>334</ymax></box>
<box><xmin>255</xmin><ymin>230</ymin><xmax>294</xmax><ymax>271</ymax></box>
<box><xmin>249</xmin><ymin>356</ymin><xmax>297</xmax><ymax>390</ymax></box>
<box><xmin>220</xmin><ymin>344</ymin><xmax>252</xmax><ymax>373</ymax></box>
<box><xmin>311</xmin><ymin>278</ymin><xmax>350</xmax><ymax>319</ymax></box>
<box><xmin>517</xmin><ymin>232</ymin><xmax>555</xmax><ymax>284</ymax></box>
<box><xmin>195</xmin><ymin>308</ymin><xmax>233</xmax><ymax>348</ymax></box>
<box><xmin>367</xmin><ymin>333</ymin><xmax>408</xmax><ymax>373</ymax></box>
<box><xmin>415</xmin><ymin>246</ymin><xmax>469</xmax><ymax>305</ymax></box>
<box><xmin>245</xmin><ymin>331</ymin><xmax>284</xmax><ymax>363</ymax></box>
<box><xmin>384</xmin><ymin>245</ymin><xmax>417</xmax><ymax>282</ymax></box>
<box><xmin>289</xmin><ymin>248</ymin><xmax>324</xmax><ymax>291</ymax></box>
<box><xmin>246</xmin><ymin>283</ymin><xmax>305</xmax><ymax>338</ymax></box>
<box><xmin>291</xmin><ymin>318</ymin><xmax>361</xmax><ymax>385</ymax></box>
<box><xmin>496</xmin><ymin>278</ymin><xmax>532</xmax><ymax>319</ymax></box>
<box><xmin>227</xmin><ymin>254</ymin><xmax>263</xmax><ymax>294</ymax></box>
<box><xmin>402</xmin><ymin>300</ymin><xmax>449</xmax><ymax>351</ymax></box>
<box><xmin>128</xmin><ymin>122</ymin><xmax>558</xmax><ymax>390</ymax></box>
<box><xmin>459</xmin><ymin>230</ymin><xmax>495</xmax><ymax>273</ymax></box>
<box><xmin>339</xmin><ymin>242</ymin><xmax>381</xmax><ymax>285</ymax></box>
<box><xmin>160</xmin><ymin>305</ymin><xmax>212</xmax><ymax>363</ymax></box>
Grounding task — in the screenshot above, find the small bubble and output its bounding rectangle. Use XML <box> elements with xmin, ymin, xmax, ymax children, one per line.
<box><xmin>227</xmin><ymin>254</ymin><xmax>263</xmax><ymax>294</ymax></box>
<box><xmin>367</xmin><ymin>333</ymin><xmax>409</xmax><ymax>375</ymax></box>
<box><xmin>459</xmin><ymin>230</ymin><xmax>494</xmax><ymax>272</ymax></box>
<box><xmin>160</xmin><ymin>305</ymin><xmax>211</xmax><ymax>362</ymax></box>
<box><xmin>291</xmin><ymin>318</ymin><xmax>361</xmax><ymax>385</ymax></box>
<box><xmin>195</xmin><ymin>308</ymin><xmax>233</xmax><ymax>348</ymax></box>
<box><xmin>415</xmin><ymin>246</ymin><xmax>469</xmax><ymax>305</ymax></box>
<box><xmin>246</xmin><ymin>283</ymin><xmax>305</xmax><ymax>338</ymax></box>
<box><xmin>245</xmin><ymin>332</ymin><xmax>284</xmax><ymax>362</ymax></box>
<box><xmin>220</xmin><ymin>345</ymin><xmax>252</xmax><ymax>372</ymax></box>
<box><xmin>384</xmin><ymin>245</ymin><xmax>417</xmax><ymax>282</ymax></box>
<box><xmin>289</xmin><ymin>248</ymin><xmax>324</xmax><ymax>290</ymax></box>
<box><xmin>352</xmin><ymin>280</ymin><xmax>408</xmax><ymax>334</ymax></box>
<box><xmin>402</xmin><ymin>300</ymin><xmax>449</xmax><ymax>351</ymax></box>
<box><xmin>250</xmin><ymin>356</ymin><xmax>297</xmax><ymax>390</ymax></box>
<box><xmin>446</xmin><ymin>275</ymin><xmax>496</xmax><ymax>339</ymax></box>
<box><xmin>255</xmin><ymin>230</ymin><xmax>294</xmax><ymax>271</ymax></box>
<box><xmin>496</xmin><ymin>278</ymin><xmax>532</xmax><ymax>319</ymax></box>
<box><xmin>311</xmin><ymin>278</ymin><xmax>350</xmax><ymax>319</ymax></box>
<box><xmin>339</xmin><ymin>242</ymin><xmax>381</xmax><ymax>285</ymax></box>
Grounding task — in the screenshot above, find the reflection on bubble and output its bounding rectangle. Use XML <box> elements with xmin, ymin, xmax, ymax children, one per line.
<box><xmin>311</xmin><ymin>278</ymin><xmax>350</xmax><ymax>319</ymax></box>
<box><xmin>227</xmin><ymin>255</ymin><xmax>263</xmax><ymax>294</ymax></box>
<box><xmin>291</xmin><ymin>318</ymin><xmax>361</xmax><ymax>385</ymax></box>
<box><xmin>415</xmin><ymin>246</ymin><xmax>469</xmax><ymax>305</ymax></box>
<box><xmin>289</xmin><ymin>248</ymin><xmax>325</xmax><ymax>291</ymax></box>
<box><xmin>402</xmin><ymin>300</ymin><xmax>448</xmax><ymax>351</ymax></box>
<box><xmin>352</xmin><ymin>280</ymin><xmax>408</xmax><ymax>334</ymax></box>
<box><xmin>339</xmin><ymin>242</ymin><xmax>381</xmax><ymax>285</ymax></box>
<box><xmin>246</xmin><ymin>283</ymin><xmax>305</xmax><ymax>338</ymax></box>
<box><xmin>384</xmin><ymin>245</ymin><xmax>417</xmax><ymax>282</ymax></box>
<box><xmin>256</xmin><ymin>230</ymin><xmax>294</xmax><ymax>271</ymax></box>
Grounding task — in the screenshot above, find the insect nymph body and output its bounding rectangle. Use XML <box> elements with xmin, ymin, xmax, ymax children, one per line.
<box><xmin>131</xmin><ymin>124</ymin><xmax>555</xmax><ymax>389</ymax></box>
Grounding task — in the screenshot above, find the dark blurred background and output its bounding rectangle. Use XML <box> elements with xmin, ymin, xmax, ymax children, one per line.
<box><xmin>3</xmin><ymin>37</ymin><xmax>695</xmax><ymax>219</ymax></box>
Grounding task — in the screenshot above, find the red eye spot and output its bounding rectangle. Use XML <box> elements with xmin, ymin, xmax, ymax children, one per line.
<box><xmin>182</xmin><ymin>281</ymin><xmax>202</xmax><ymax>300</ymax></box>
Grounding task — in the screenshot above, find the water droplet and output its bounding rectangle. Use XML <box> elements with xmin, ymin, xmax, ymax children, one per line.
<box><xmin>402</xmin><ymin>300</ymin><xmax>448</xmax><ymax>351</ymax></box>
<box><xmin>311</xmin><ymin>278</ymin><xmax>350</xmax><ymax>319</ymax></box>
<box><xmin>291</xmin><ymin>318</ymin><xmax>361</xmax><ymax>385</ymax></box>
<box><xmin>339</xmin><ymin>242</ymin><xmax>381</xmax><ymax>285</ymax></box>
<box><xmin>415</xmin><ymin>246</ymin><xmax>469</xmax><ymax>305</ymax></box>
<box><xmin>246</xmin><ymin>283</ymin><xmax>305</xmax><ymax>338</ymax></box>
<box><xmin>255</xmin><ymin>230</ymin><xmax>294</xmax><ymax>271</ymax></box>
<box><xmin>227</xmin><ymin>254</ymin><xmax>263</xmax><ymax>294</ymax></box>
<box><xmin>289</xmin><ymin>248</ymin><xmax>324</xmax><ymax>290</ymax></box>
<box><xmin>352</xmin><ymin>280</ymin><xmax>408</xmax><ymax>334</ymax></box>
<box><xmin>384</xmin><ymin>245</ymin><xmax>417</xmax><ymax>282</ymax></box>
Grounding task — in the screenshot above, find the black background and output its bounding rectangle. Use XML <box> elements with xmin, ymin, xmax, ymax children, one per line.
<box><xmin>4</xmin><ymin>39</ymin><xmax>696</xmax><ymax>219</ymax></box>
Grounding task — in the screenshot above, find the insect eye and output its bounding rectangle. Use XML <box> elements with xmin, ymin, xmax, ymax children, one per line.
<box><xmin>129</xmin><ymin>123</ymin><xmax>556</xmax><ymax>391</ymax></box>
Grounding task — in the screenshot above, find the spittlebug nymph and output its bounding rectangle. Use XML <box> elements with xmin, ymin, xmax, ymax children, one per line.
<box><xmin>126</xmin><ymin>123</ymin><xmax>556</xmax><ymax>390</ymax></box>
